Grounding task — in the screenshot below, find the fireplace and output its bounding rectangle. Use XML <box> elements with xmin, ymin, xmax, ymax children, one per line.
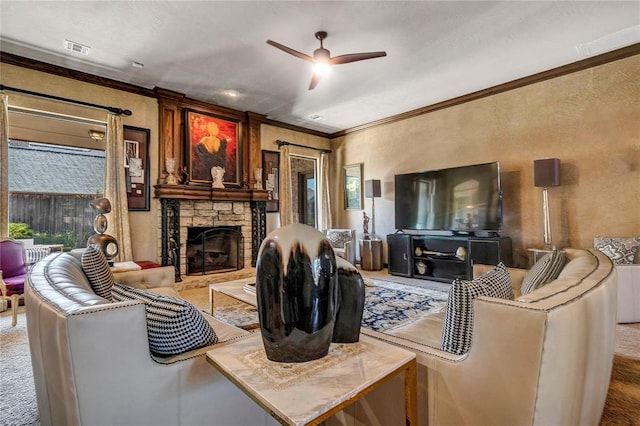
<box><xmin>159</xmin><ymin>197</ymin><xmax>267</xmax><ymax>282</ymax></box>
<box><xmin>186</xmin><ymin>226</ymin><xmax>243</xmax><ymax>275</ymax></box>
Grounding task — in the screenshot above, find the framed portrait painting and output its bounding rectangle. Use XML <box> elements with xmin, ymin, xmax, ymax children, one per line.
<box><xmin>124</xmin><ymin>125</ymin><xmax>150</xmax><ymax>211</ymax></box>
<box><xmin>186</xmin><ymin>110</ymin><xmax>242</xmax><ymax>187</ymax></box>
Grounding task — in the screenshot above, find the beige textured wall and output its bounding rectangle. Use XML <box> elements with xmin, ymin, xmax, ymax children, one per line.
<box><xmin>4</xmin><ymin>56</ymin><xmax>638</xmax><ymax>266</ymax></box>
<box><xmin>331</xmin><ymin>55</ymin><xmax>640</xmax><ymax>267</ymax></box>
<box><xmin>1</xmin><ymin>64</ymin><xmax>161</xmax><ymax>262</ymax></box>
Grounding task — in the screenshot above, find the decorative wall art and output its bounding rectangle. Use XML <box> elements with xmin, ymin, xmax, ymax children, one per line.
<box><xmin>262</xmin><ymin>150</ymin><xmax>280</xmax><ymax>212</ymax></box>
<box><xmin>186</xmin><ymin>110</ymin><xmax>242</xmax><ymax>187</ymax></box>
<box><xmin>124</xmin><ymin>126</ymin><xmax>150</xmax><ymax>211</ymax></box>
<box><xmin>344</xmin><ymin>163</ymin><xmax>363</xmax><ymax>210</ymax></box>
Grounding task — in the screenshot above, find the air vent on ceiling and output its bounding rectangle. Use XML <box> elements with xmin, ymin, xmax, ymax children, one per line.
<box><xmin>64</xmin><ymin>40</ymin><xmax>90</xmax><ymax>55</ymax></box>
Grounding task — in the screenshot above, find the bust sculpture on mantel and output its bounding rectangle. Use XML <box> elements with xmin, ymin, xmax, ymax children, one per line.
<box><xmin>211</xmin><ymin>166</ymin><xmax>225</xmax><ymax>188</ymax></box>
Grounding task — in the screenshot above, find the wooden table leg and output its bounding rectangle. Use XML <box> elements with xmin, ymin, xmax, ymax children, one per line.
<box><xmin>404</xmin><ymin>358</ymin><xmax>418</xmax><ymax>426</ymax></box>
<box><xmin>209</xmin><ymin>287</ymin><xmax>216</xmax><ymax>316</ymax></box>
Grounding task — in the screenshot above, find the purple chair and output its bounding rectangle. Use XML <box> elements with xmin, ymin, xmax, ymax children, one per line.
<box><xmin>0</xmin><ymin>239</ymin><xmax>27</xmax><ymax>327</ymax></box>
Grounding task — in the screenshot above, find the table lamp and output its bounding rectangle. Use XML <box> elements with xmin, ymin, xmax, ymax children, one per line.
<box><xmin>534</xmin><ymin>158</ymin><xmax>560</xmax><ymax>249</ymax></box>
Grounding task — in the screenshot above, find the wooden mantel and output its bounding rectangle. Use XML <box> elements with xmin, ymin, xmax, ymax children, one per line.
<box><xmin>154</xmin><ymin>184</ymin><xmax>269</xmax><ymax>202</ymax></box>
<box><xmin>153</xmin><ymin>87</ymin><xmax>267</xmax><ymax>192</ymax></box>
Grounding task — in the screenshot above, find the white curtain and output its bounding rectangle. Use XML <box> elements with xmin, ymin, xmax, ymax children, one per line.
<box><xmin>320</xmin><ymin>152</ymin><xmax>332</xmax><ymax>230</ymax></box>
<box><xmin>279</xmin><ymin>145</ymin><xmax>293</xmax><ymax>227</ymax></box>
<box><xmin>104</xmin><ymin>113</ymin><xmax>133</xmax><ymax>261</ymax></box>
<box><xmin>0</xmin><ymin>94</ymin><xmax>9</xmax><ymax>239</ymax></box>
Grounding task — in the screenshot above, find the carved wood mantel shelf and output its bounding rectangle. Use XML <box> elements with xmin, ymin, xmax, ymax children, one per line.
<box><xmin>154</xmin><ymin>184</ymin><xmax>269</xmax><ymax>202</ymax></box>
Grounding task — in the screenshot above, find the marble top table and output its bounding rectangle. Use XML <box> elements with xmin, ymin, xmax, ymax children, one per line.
<box><xmin>206</xmin><ymin>333</ymin><xmax>417</xmax><ymax>426</ymax></box>
<box><xmin>209</xmin><ymin>277</ymin><xmax>257</xmax><ymax>315</ymax></box>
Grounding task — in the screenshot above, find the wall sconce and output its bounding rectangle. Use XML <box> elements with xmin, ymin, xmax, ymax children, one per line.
<box><xmin>365</xmin><ymin>179</ymin><xmax>381</xmax><ymax>240</ymax></box>
<box><xmin>534</xmin><ymin>158</ymin><xmax>561</xmax><ymax>249</ymax></box>
<box><xmin>88</xmin><ymin>130</ymin><xmax>105</xmax><ymax>142</ymax></box>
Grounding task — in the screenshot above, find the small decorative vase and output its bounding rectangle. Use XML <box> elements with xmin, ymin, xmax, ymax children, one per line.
<box><xmin>332</xmin><ymin>257</ymin><xmax>365</xmax><ymax>343</ymax></box>
<box><xmin>165</xmin><ymin>157</ymin><xmax>177</xmax><ymax>185</ymax></box>
<box><xmin>254</xmin><ymin>167</ymin><xmax>263</xmax><ymax>189</ymax></box>
<box><xmin>256</xmin><ymin>223</ymin><xmax>338</xmax><ymax>362</ymax></box>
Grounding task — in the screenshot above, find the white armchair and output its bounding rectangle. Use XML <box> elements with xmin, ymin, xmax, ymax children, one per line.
<box><xmin>324</xmin><ymin>229</ymin><xmax>356</xmax><ymax>265</ymax></box>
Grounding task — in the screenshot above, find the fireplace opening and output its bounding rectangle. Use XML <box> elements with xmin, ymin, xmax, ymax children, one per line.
<box><xmin>186</xmin><ymin>226</ymin><xmax>243</xmax><ymax>275</ymax></box>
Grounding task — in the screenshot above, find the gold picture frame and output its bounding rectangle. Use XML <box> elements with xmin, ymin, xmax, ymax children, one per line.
<box><xmin>185</xmin><ymin>110</ymin><xmax>242</xmax><ymax>186</ymax></box>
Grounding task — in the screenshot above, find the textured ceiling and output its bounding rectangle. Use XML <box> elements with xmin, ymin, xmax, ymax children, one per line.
<box><xmin>1</xmin><ymin>1</ymin><xmax>639</xmax><ymax>134</ymax></box>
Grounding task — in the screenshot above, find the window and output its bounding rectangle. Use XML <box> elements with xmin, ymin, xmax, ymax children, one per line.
<box><xmin>290</xmin><ymin>155</ymin><xmax>317</xmax><ymax>227</ymax></box>
<box><xmin>8</xmin><ymin>140</ymin><xmax>105</xmax><ymax>249</ymax></box>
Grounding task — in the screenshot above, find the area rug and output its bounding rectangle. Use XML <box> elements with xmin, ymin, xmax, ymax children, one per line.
<box><xmin>208</xmin><ymin>279</ymin><xmax>449</xmax><ymax>333</ymax></box>
<box><xmin>362</xmin><ymin>279</ymin><xmax>448</xmax><ymax>332</ymax></box>
<box><xmin>0</xmin><ymin>311</ymin><xmax>39</xmax><ymax>425</ymax></box>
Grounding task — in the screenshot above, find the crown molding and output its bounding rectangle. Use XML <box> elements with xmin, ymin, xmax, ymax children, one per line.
<box><xmin>330</xmin><ymin>42</ymin><xmax>640</xmax><ymax>138</ymax></box>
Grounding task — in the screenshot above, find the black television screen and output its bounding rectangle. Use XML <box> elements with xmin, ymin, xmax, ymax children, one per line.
<box><xmin>394</xmin><ymin>162</ymin><xmax>502</xmax><ymax>233</ymax></box>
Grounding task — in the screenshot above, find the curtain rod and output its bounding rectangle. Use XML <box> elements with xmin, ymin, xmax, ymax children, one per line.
<box><xmin>0</xmin><ymin>84</ymin><xmax>132</xmax><ymax>116</ymax></box>
<box><xmin>276</xmin><ymin>139</ymin><xmax>331</xmax><ymax>154</ymax></box>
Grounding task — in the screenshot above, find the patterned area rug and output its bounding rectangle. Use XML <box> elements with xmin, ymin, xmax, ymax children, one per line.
<box><xmin>362</xmin><ymin>279</ymin><xmax>448</xmax><ymax>332</ymax></box>
<box><xmin>210</xmin><ymin>279</ymin><xmax>449</xmax><ymax>332</ymax></box>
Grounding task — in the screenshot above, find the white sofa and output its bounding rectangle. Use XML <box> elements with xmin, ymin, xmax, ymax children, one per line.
<box><xmin>341</xmin><ymin>248</ymin><xmax>617</xmax><ymax>425</ymax></box>
<box><xmin>616</xmin><ymin>264</ymin><xmax>640</xmax><ymax>323</ymax></box>
<box><xmin>25</xmin><ymin>251</ymin><xmax>276</xmax><ymax>426</ymax></box>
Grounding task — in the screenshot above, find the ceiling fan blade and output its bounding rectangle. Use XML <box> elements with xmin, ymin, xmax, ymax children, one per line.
<box><xmin>267</xmin><ymin>40</ymin><xmax>314</xmax><ymax>62</ymax></box>
<box><xmin>330</xmin><ymin>51</ymin><xmax>387</xmax><ymax>65</ymax></box>
<box><xmin>308</xmin><ymin>73</ymin><xmax>321</xmax><ymax>91</ymax></box>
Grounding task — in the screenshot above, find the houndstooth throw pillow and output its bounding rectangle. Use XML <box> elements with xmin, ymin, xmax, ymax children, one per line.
<box><xmin>521</xmin><ymin>250</ymin><xmax>566</xmax><ymax>295</ymax></box>
<box><xmin>594</xmin><ymin>236</ymin><xmax>640</xmax><ymax>265</ymax></box>
<box><xmin>82</xmin><ymin>245</ymin><xmax>114</xmax><ymax>301</ymax></box>
<box><xmin>441</xmin><ymin>263</ymin><xmax>513</xmax><ymax>355</ymax></box>
<box><xmin>112</xmin><ymin>283</ymin><xmax>217</xmax><ymax>356</ymax></box>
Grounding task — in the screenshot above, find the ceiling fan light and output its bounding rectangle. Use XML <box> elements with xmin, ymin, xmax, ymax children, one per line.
<box><xmin>313</xmin><ymin>62</ymin><xmax>331</xmax><ymax>76</ymax></box>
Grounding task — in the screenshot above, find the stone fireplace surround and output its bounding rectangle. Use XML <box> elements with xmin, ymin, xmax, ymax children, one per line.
<box><xmin>177</xmin><ymin>200</ymin><xmax>251</xmax><ymax>275</ymax></box>
<box><xmin>156</xmin><ymin>186</ymin><xmax>267</xmax><ymax>290</ymax></box>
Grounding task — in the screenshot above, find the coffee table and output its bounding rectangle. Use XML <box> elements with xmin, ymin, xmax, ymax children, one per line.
<box><xmin>209</xmin><ymin>277</ymin><xmax>257</xmax><ymax>316</ymax></box>
<box><xmin>206</xmin><ymin>333</ymin><xmax>417</xmax><ymax>426</ymax></box>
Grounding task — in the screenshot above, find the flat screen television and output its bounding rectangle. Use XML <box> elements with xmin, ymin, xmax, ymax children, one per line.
<box><xmin>394</xmin><ymin>162</ymin><xmax>502</xmax><ymax>234</ymax></box>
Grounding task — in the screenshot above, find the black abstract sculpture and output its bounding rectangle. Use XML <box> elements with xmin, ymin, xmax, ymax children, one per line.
<box><xmin>256</xmin><ymin>223</ymin><xmax>338</xmax><ymax>362</ymax></box>
<box><xmin>333</xmin><ymin>256</ymin><xmax>365</xmax><ymax>343</ymax></box>
<box><xmin>256</xmin><ymin>223</ymin><xmax>366</xmax><ymax>362</ymax></box>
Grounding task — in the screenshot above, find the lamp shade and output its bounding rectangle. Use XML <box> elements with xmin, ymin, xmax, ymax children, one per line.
<box><xmin>365</xmin><ymin>179</ymin><xmax>381</xmax><ymax>198</ymax></box>
<box><xmin>534</xmin><ymin>158</ymin><xmax>561</xmax><ymax>187</ymax></box>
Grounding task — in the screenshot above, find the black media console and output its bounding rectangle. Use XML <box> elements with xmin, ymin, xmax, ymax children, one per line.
<box><xmin>387</xmin><ymin>233</ymin><xmax>512</xmax><ymax>283</ymax></box>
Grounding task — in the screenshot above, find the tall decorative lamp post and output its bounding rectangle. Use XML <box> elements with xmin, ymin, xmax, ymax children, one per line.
<box><xmin>364</xmin><ymin>179</ymin><xmax>381</xmax><ymax>240</ymax></box>
<box><xmin>533</xmin><ymin>158</ymin><xmax>561</xmax><ymax>249</ymax></box>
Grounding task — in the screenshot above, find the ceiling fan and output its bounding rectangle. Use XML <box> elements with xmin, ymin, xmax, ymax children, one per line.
<box><xmin>267</xmin><ymin>31</ymin><xmax>387</xmax><ymax>90</ymax></box>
